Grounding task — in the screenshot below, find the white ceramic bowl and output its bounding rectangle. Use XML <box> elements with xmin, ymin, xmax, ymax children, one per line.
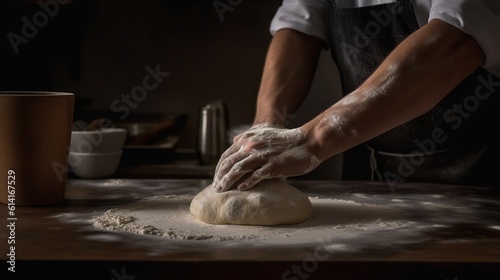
<box><xmin>70</xmin><ymin>128</ymin><xmax>127</xmax><ymax>153</ymax></box>
<box><xmin>69</xmin><ymin>150</ymin><xmax>123</xmax><ymax>179</ymax></box>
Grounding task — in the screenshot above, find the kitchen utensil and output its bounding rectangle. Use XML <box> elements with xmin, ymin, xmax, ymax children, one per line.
<box><xmin>112</xmin><ymin>114</ymin><xmax>187</xmax><ymax>165</ymax></box>
<box><xmin>126</xmin><ymin>114</ymin><xmax>187</xmax><ymax>145</ymax></box>
<box><xmin>85</xmin><ymin>118</ymin><xmax>105</xmax><ymax>131</ymax></box>
<box><xmin>0</xmin><ymin>91</ymin><xmax>74</xmax><ymax>206</ymax></box>
<box><xmin>196</xmin><ymin>100</ymin><xmax>229</xmax><ymax>165</ymax></box>
<box><xmin>69</xmin><ymin>150</ymin><xmax>123</xmax><ymax>179</ymax></box>
<box><xmin>70</xmin><ymin>128</ymin><xmax>127</xmax><ymax>153</ymax></box>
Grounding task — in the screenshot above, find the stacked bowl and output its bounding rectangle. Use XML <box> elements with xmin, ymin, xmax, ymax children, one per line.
<box><xmin>69</xmin><ymin>128</ymin><xmax>127</xmax><ymax>179</ymax></box>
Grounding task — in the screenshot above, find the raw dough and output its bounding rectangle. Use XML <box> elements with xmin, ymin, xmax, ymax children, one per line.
<box><xmin>189</xmin><ymin>179</ymin><xmax>312</xmax><ymax>226</ymax></box>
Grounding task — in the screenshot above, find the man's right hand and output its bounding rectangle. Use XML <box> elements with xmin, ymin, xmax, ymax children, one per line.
<box><xmin>212</xmin><ymin>124</ymin><xmax>321</xmax><ymax>193</ymax></box>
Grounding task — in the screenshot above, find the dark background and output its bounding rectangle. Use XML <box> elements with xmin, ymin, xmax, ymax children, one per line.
<box><xmin>0</xmin><ymin>0</ymin><xmax>343</xmax><ymax>179</ymax></box>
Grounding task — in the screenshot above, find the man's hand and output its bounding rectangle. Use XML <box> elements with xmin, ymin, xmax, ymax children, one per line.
<box><xmin>212</xmin><ymin>125</ymin><xmax>321</xmax><ymax>192</ymax></box>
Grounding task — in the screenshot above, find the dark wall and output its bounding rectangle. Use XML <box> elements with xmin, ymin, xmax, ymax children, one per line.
<box><xmin>0</xmin><ymin>0</ymin><xmax>343</xmax><ymax>179</ymax></box>
<box><xmin>1</xmin><ymin>0</ymin><xmax>281</xmax><ymax>147</ymax></box>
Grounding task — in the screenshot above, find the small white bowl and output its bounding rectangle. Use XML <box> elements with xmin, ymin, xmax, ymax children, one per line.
<box><xmin>70</xmin><ymin>128</ymin><xmax>127</xmax><ymax>153</ymax></box>
<box><xmin>69</xmin><ymin>151</ymin><xmax>123</xmax><ymax>179</ymax></box>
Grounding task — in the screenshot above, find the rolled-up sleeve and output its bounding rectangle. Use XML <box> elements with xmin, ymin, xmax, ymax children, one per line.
<box><xmin>429</xmin><ymin>0</ymin><xmax>500</xmax><ymax>73</ymax></box>
<box><xmin>270</xmin><ymin>0</ymin><xmax>328</xmax><ymax>42</ymax></box>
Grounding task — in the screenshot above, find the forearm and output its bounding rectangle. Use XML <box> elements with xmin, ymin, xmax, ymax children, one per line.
<box><xmin>254</xmin><ymin>29</ymin><xmax>323</xmax><ymax>126</ymax></box>
<box><xmin>302</xmin><ymin>19</ymin><xmax>485</xmax><ymax>161</ymax></box>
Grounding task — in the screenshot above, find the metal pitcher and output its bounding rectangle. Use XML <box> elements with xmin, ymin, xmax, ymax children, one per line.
<box><xmin>196</xmin><ymin>100</ymin><xmax>229</xmax><ymax>165</ymax></box>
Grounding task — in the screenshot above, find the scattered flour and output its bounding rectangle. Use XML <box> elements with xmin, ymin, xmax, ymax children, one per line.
<box><xmin>90</xmin><ymin>195</ymin><xmax>259</xmax><ymax>242</ymax></box>
<box><xmin>89</xmin><ymin>194</ymin><xmax>414</xmax><ymax>246</ymax></box>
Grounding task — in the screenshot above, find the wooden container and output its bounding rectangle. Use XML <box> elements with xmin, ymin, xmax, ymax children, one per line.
<box><xmin>0</xmin><ymin>91</ymin><xmax>74</xmax><ymax>206</ymax></box>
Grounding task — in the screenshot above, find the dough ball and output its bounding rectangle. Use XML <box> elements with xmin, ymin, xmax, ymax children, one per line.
<box><xmin>189</xmin><ymin>179</ymin><xmax>312</xmax><ymax>226</ymax></box>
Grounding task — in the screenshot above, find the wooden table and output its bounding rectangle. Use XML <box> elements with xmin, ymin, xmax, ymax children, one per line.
<box><xmin>1</xmin><ymin>179</ymin><xmax>500</xmax><ymax>280</ymax></box>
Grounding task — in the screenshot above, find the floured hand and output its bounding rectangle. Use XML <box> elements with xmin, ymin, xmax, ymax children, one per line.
<box><xmin>212</xmin><ymin>124</ymin><xmax>321</xmax><ymax>192</ymax></box>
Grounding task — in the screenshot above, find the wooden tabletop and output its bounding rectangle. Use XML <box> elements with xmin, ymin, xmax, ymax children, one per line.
<box><xmin>1</xmin><ymin>179</ymin><xmax>500</xmax><ymax>280</ymax></box>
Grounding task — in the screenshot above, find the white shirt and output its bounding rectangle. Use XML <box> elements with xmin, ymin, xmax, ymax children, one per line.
<box><xmin>270</xmin><ymin>0</ymin><xmax>500</xmax><ymax>75</ymax></box>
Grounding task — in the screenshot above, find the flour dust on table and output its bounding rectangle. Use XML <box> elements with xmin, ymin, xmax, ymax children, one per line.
<box><xmin>89</xmin><ymin>191</ymin><xmax>415</xmax><ymax>245</ymax></box>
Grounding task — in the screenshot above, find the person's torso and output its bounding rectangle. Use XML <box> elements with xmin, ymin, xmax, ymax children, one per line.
<box><xmin>325</xmin><ymin>0</ymin><xmax>500</xmax><ymax>186</ymax></box>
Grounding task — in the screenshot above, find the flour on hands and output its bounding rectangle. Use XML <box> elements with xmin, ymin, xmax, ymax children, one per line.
<box><xmin>213</xmin><ymin>125</ymin><xmax>321</xmax><ymax>192</ymax></box>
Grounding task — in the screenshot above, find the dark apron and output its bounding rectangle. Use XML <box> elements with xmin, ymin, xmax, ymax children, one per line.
<box><xmin>325</xmin><ymin>0</ymin><xmax>500</xmax><ymax>187</ymax></box>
